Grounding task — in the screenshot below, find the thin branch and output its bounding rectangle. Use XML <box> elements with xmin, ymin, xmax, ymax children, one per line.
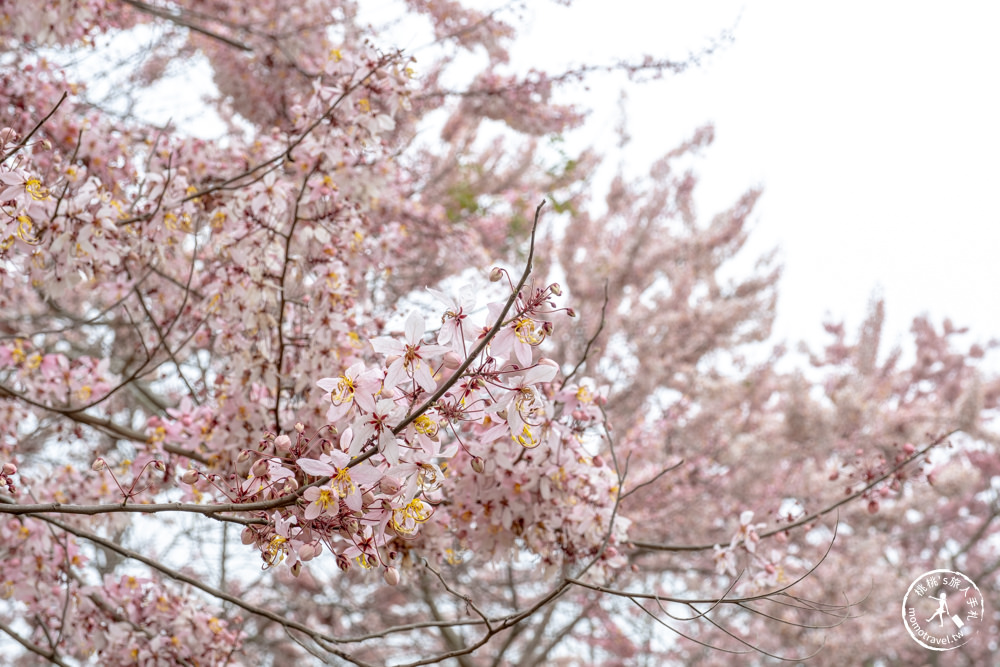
<box><xmin>118</xmin><ymin>0</ymin><xmax>254</xmax><ymax>51</ymax></box>
<box><xmin>561</xmin><ymin>280</ymin><xmax>608</xmax><ymax>387</ymax></box>
<box><xmin>30</xmin><ymin>513</ymin><xmax>376</xmax><ymax>667</ymax></box>
<box><xmin>0</xmin><ymin>619</ymin><xmax>71</xmax><ymax>667</ymax></box>
<box><xmin>1</xmin><ymin>93</ymin><xmax>68</xmax><ymax>164</ymax></box>
<box><xmin>631</xmin><ymin>430</ymin><xmax>955</xmax><ymax>552</ymax></box>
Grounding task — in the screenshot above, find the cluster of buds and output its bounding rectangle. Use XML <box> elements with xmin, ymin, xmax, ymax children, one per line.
<box><xmin>1</xmin><ymin>461</ymin><xmax>16</xmax><ymax>494</ymax></box>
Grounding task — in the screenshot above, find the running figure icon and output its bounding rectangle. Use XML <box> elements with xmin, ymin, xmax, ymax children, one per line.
<box><xmin>926</xmin><ymin>593</ymin><xmax>949</xmax><ymax>627</ymax></box>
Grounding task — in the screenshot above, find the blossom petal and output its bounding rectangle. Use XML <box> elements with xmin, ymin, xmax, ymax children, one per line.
<box><xmin>404</xmin><ymin>311</ymin><xmax>424</xmax><ymax>343</ymax></box>
<box><xmin>297</xmin><ymin>458</ymin><xmax>336</xmax><ymax>476</ymax></box>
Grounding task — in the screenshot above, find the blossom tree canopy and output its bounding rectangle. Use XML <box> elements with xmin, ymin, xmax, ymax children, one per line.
<box><xmin>1</xmin><ymin>1</ymin><xmax>998</xmax><ymax>665</ymax></box>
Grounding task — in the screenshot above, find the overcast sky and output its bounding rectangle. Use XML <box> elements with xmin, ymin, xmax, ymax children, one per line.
<box><xmin>510</xmin><ymin>1</ymin><xmax>1000</xmax><ymax>360</ymax></box>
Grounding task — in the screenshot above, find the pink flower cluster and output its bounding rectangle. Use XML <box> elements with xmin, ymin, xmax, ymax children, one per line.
<box><xmin>174</xmin><ymin>278</ymin><xmax>628</xmax><ymax>581</ymax></box>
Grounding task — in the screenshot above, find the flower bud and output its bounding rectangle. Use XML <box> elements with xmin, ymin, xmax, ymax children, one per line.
<box><xmin>566</xmin><ymin>308</ymin><xmax>576</xmax><ymax>318</ymax></box>
<box><xmin>443</xmin><ymin>351</ymin><xmax>462</xmax><ymax>369</ymax></box>
<box><xmin>241</xmin><ymin>527</ymin><xmax>256</xmax><ymax>545</ymax></box>
<box><xmin>902</xmin><ymin>442</ymin><xmax>915</xmax><ymax>455</ymax></box>
<box><xmin>489</xmin><ymin>267</ymin><xmax>503</xmax><ymax>282</ymax></box>
<box><xmin>362</xmin><ymin>490</ymin><xmax>375</xmax><ymax>506</ymax></box>
<box><xmin>180</xmin><ymin>469</ymin><xmax>200</xmax><ymax>485</ymax></box>
<box><xmin>235</xmin><ymin>450</ymin><xmax>254</xmax><ymax>477</ymax></box>
<box><xmin>592</xmin><ymin>455</ymin><xmax>604</xmax><ymax>468</ymax></box>
<box><xmin>290</xmin><ymin>561</ymin><xmax>302</xmax><ymax>577</ymax></box>
<box><xmin>294</xmin><ymin>422</ymin><xmax>305</xmax><ymax>433</ymax></box>
<box><xmin>299</xmin><ymin>543</ymin><xmax>317</xmax><ymax>560</ymax></box>
<box><xmin>867</xmin><ymin>500</ymin><xmax>880</xmax><ymax>514</ymax></box>
<box><xmin>250</xmin><ymin>459</ymin><xmax>269</xmax><ymax>478</ymax></box>
<box><xmin>379</xmin><ymin>476</ymin><xmax>402</xmax><ymax>496</ymax></box>
<box><xmin>283</xmin><ymin>478</ymin><xmax>299</xmax><ymax>494</ymax></box>
<box><xmin>549</xmin><ymin>283</ymin><xmax>562</xmax><ymax>296</ymax></box>
<box><xmin>1</xmin><ymin>462</ymin><xmax>16</xmax><ymax>476</ymax></box>
<box><xmin>92</xmin><ymin>459</ymin><xmax>107</xmax><ymax>472</ymax></box>
<box><xmin>152</xmin><ymin>460</ymin><xmax>165</xmax><ymax>472</ymax></box>
<box><xmin>470</xmin><ymin>456</ymin><xmax>485</xmax><ymax>473</ymax></box>
<box><xmin>336</xmin><ymin>554</ymin><xmax>351</xmax><ymax>571</ymax></box>
<box><xmin>384</xmin><ymin>566</ymin><xmax>400</xmax><ymax>586</ymax></box>
<box><xmin>274</xmin><ymin>434</ymin><xmax>292</xmax><ymax>453</ymax></box>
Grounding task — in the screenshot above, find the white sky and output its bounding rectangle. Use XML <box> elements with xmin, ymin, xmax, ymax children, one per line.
<box><xmin>511</xmin><ymin>1</ymin><xmax>1000</xmax><ymax>358</ymax></box>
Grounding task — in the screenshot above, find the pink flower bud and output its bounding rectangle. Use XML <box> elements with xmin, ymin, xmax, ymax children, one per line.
<box><xmin>443</xmin><ymin>351</ymin><xmax>462</xmax><ymax>369</ymax></box>
<box><xmin>235</xmin><ymin>450</ymin><xmax>254</xmax><ymax>477</ymax></box>
<box><xmin>867</xmin><ymin>500</ymin><xmax>880</xmax><ymax>514</ymax></box>
<box><xmin>290</xmin><ymin>561</ymin><xmax>302</xmax><ymax>577</ymax></box>
<box><xmin>274</xmin><ymin>434</ymin><xmax>292</xmax><ymax>453</ymax></box>
<box><xmin>592</xmin><ymin>455</ymin><xmax>604</xmax><ymax>468</ymax></box>
<box><xmin>362</xmin><ymin>491</ymin><xmax>375</xmax><ymax>506</ymax></box>
<box><xmin>549</xmin><ymin>283</ymin><xmax>562</xmax><ymax>296</ymax></box>
<box><xmin>180</xmin><ymin>469</ymin><xmax>200</xmax><ymax>485</ymax></box>
<box><xmin>241</xmin><ymin>527</ymin><xmax>256</xmax><ymax>545</ymax></box>
<box><xmin>566</xmin><ymin>308</ymin><xmax>576</xmax><ymax>318</ymax></box>
<box><xmin>384</xmin><ymin>566</ymin><xmax>400</xmax><ymax>586</ymax></box>
<box><xmin>765</xmin><ymin>563</ymin><xmax>776</xmax><ymax>575</ymax></box>
<box><xmin>379</xmin><ymin>476</ymin><xmax>402</xmax><ymax>495</ymax></box>
<box><xmin>1</xmin><ymin>463</ymin><xmax>16</xmax><ymax>476</ymax></box>
<box><xmin>299</xmin><ymin>543</ymin><xmax>317</xmax><ymax>560</ymax></box>
<box><xmin>92</xmin><ymin>459</ymin><xmax>107</xmax><ymax>472</ymax></box>
<box><xmin>283</xmin><ymin>478</ymin><xmax>299</xmax><ymax>494</ymax></box>
<box><xmin>489</xmin><ymin>267</ymin><xmax>503</xmax><ymax>282</ymax></box>
<box><xmin>250</xmin><ymin>459</ymin><xmax>269</xmax><ymax>478</ymax></box>
<box><xmin>902</xmin><ymin>442</ymin><xmax>915</xmax><ymax>455</ymax></box>
<box><xmin>471</xmin><ymin>456</ymin><xmax>485</xmax><ymax>473</ymax></box>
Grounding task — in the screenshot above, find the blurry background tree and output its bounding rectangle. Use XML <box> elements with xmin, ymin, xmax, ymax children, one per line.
<box><xmin>1</xmin><ymin>1</ymin><xmax>997</xmax><ymax>665</ymax></box>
